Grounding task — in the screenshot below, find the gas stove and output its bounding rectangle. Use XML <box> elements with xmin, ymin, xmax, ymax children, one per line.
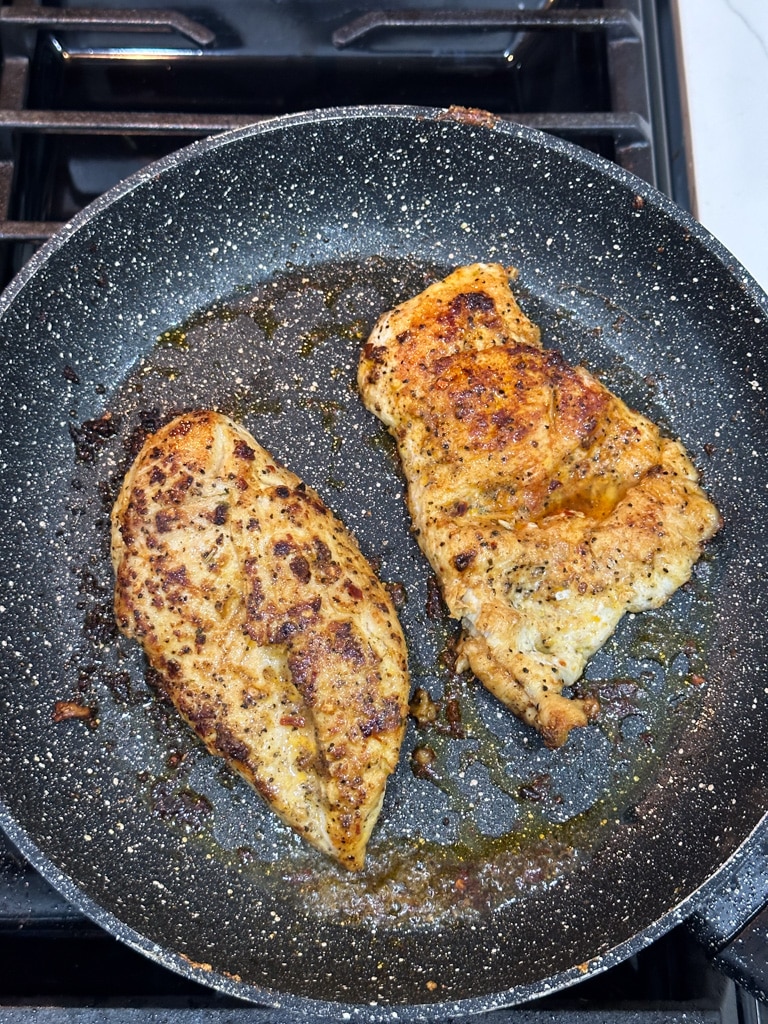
<box><xmin>1</xmin><ymin>1</ymin><xmax>767</xmax><ymax>1018</ymax></box>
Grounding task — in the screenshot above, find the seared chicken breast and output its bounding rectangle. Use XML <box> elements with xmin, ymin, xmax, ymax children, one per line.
<box><xmin>111</xmin><ymin>410</ymin><xmax>409</xmax><ymax>869</ymax></box>
<box><xmin>359</xmin><ymin>264</ymin><xmax>720</xmax><ymax>748</ymax></box>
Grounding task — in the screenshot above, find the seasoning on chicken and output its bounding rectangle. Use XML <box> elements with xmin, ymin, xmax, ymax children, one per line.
<box><xmin>358</xmin><ymin>263</ymin><xmax>720</xmax><ymax>748</ymax></box>
<box><xmin>111</xmin><ymin>410</ymin><xmax>410</xmax><ymax>869</ymax></box>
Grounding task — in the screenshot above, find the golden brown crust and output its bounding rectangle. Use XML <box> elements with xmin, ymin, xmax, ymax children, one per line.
<box><xmin>359</xmin><ymin>263</ymin><xmax>721</xmax><ymax>748</ymax></box>
<box><xmin>111</xmin><ymin>410</ymin><xmax>409</xmax><ymax>869</ymax></box>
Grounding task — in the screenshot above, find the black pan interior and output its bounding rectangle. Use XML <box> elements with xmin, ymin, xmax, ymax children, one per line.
<box><xmin>0</xmin><ymin>107</ymin><xmax>767</xmax><ymax>1016</ymax></box>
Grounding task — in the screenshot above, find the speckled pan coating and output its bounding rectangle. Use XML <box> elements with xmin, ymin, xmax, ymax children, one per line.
<box><xmin>0</xmin><ymin>106</ymin><xmax>767</xmax><ymax>1018</ymax></box>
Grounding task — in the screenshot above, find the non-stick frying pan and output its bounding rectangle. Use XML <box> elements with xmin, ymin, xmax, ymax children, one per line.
<box><xmin>1</xmin><ymin>106</ymin><xmax>767</xmax><ymax>1018</ymax></box>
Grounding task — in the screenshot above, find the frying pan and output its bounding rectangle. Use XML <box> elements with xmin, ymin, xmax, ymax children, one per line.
<box><xmin>1</xmin><ymin>106</ymin><xmax>767</xmax><ymax>1017</ymax></box>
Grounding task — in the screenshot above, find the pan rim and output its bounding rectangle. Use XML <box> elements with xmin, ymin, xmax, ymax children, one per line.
<box><xmin>2</xmin><ymin>793</ymin><xmax>766</xmax><ymax>1020</ymax></box>
<box><xmin>1</xmin><ymin>103</ymin><xmax>766</xmax><ymax>324</ymax></box>
<box><xmin>1</xmin><ymin>103</ymin><xmax>767</xmax><ymax>1017</ymax></box>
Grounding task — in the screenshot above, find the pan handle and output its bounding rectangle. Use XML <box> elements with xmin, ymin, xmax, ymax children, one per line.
<box><xmin>687</xmin><ymin>814</ymin><xmax>768</xmax><ymax>1002</ymax></box>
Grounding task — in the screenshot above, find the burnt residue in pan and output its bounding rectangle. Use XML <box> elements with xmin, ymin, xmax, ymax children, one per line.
<box><xmin>60</xmin><ymin>255</ymin><xmax>721</xmax><ymax>930</ymax></box>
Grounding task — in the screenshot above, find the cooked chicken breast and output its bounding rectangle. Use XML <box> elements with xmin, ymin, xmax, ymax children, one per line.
<box><xmin>111</xmin><ymin>410</ymin><xmax>409</xmax><ymax>869</ymax></box>
<box><xmin>358</xmin><ymin>264</ymin><xmax>720</xmax><ymax>748</ymax></box>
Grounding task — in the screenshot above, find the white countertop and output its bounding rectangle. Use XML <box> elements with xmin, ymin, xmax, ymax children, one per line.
<box><xmin>672</xmin><ymin>0</ymin><xmax>768</xmax><ymax>295</ymax></box>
